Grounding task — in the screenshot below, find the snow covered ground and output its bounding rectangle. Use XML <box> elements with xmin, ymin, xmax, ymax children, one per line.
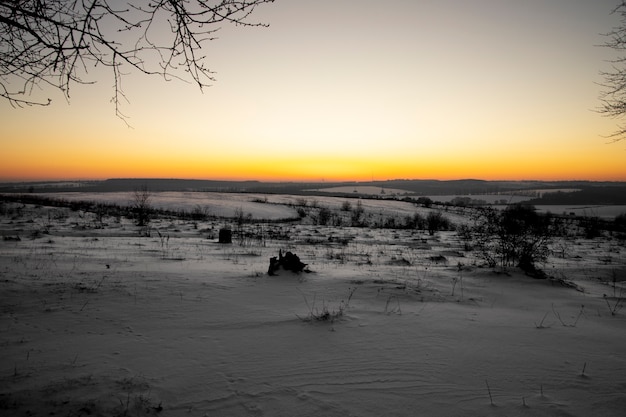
<box><xmin>1</xmin><ymin>194</ymin><xmax>625</xmax><ymax>416</ymax></box>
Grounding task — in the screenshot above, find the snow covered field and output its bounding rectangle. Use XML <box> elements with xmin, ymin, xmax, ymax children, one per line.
<box><xmin>1</xmin><ymin>194</ymin><xmax>625</xmax><ymax>416</ymax></box>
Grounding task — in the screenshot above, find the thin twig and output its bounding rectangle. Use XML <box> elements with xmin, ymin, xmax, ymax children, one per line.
<box><xmin>485</xmin><ymin>379</ymin><xmax>494</xmax><ymax>406</ymax></box>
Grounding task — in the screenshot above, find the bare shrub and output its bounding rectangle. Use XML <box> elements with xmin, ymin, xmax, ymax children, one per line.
<box><xmin>132</xmin><ymin>185</ymin><xmax>152</xmax><ymax>229</ymax></box>
<box><xmin>350</xmin><ymin>200</ymin><xmax>365</xmax><ymax>226</ymax></box>
<box><xmin>298</xmin><ymin>288</ymin><xmax>356</xmax><ymax>323</ymax></box>
<box><xmin>426</xmin><ymin>211</ymin><xmax>450</xmax><ymax>235</ymax></box>
<box><xmin>316</xmin><ymin>207</ymin><xmax>332</xmax><ymax>226</ymax></box>
<box><xmin>468</xmin><ymin>205</ymin><xmax>558</xmax><ymax>275</ymax></box>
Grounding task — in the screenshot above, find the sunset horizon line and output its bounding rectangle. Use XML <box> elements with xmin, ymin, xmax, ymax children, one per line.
<box><xmin>1</xmin><ymin>176</ymin><xmax>625</xmax><ymax>185</ymax></box>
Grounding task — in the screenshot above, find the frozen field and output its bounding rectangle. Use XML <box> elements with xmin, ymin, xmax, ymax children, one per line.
<box><xmin>1</xmin><ymin>193</ymin><xmax>625</xmax><ymax>416</ymax></box>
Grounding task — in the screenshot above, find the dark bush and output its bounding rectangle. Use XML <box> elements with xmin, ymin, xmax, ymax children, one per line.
<box><xmin>403</xmin><ymin>212</ymin><xmax>426</xmax><ymax>230</ymax></box>
<box><xmin>350</xmin><ymin>200</ymin><xmax>365</xmax><ymax>226</ymax></box>
<box><xmin>416</xmin><ymin>197</ymin><xmax>433</xmax><ymax>207</ymax></box>
<box><xmin>580</xmin><ymin>216</ymin><xmax>602</xmax><ymax>239</ymax></box>
<box><xmin>316</xmin><ymin>207</ymin><xmax>332</xmax><ymax>226</ymax></box>
<box><xmin>426</xmin><ymin>211</ymin><xmax>450</xmax><ymax>235</ymax></box>
<box><xmin>190</xmin><ymin>205</ymin><xmax>210</xmax><ymax>220</ymax></box>
<box><xmin>469</xmin><ymin>205</ymin><xmax>556</xmax><ymax>275</ymax></box>
<box><xmin>132</xmin><ymin>186</ymin><xmax>152</xmax><ymax>227</ymax></box>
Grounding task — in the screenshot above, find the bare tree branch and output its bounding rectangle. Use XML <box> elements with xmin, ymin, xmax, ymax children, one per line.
<box><xmin>0</xmin><ymin>0</ymin><xmax>274</xmax><ymax>121</ymax></box>
<box><xmin>598</xmin><ymin>1</ymin><xmax>626</xmax><ymax>141</ymax></box>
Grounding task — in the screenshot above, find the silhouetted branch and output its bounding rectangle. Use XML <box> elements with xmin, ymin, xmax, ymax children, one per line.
<box><xmin>0</xmin><ymin>0</ymin><xmax>274</xmax><ymax>121</ymax></box>
<box><xmin>598</xmin><ymin>1</ymin><xmax>626</xmax><ymax>141</ymax></box>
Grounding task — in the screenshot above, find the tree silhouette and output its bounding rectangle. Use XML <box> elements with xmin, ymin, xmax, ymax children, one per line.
<box><xmin>599</xmin><ymin>1</ymin><xmax>626</xmax><ymax>141</ymax></box>
<box><xmin>132</xmin><ymin>184</ymin><xmax>151</xmax><ymax>229</ymax></box>
<box><xmin>0</xmin><ymin>0</ymin><xmax>274</xmax><ymax>120</ymax></box>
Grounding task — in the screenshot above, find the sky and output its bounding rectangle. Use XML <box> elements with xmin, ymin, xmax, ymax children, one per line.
<box><xmin>1</xmin><ymin>0</ymin><xmax>625</xmax><ymax>182</ymax></box>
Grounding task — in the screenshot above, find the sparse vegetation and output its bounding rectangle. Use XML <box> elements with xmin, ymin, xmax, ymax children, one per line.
<box><xmin>426</xmin><ymin>211</ymin><xmax>451</xmax><ymax>235</ymax></box>
<box><xmin>132</xmin><ymin>185</ymin><xmax>152</xmax><ymax>231</ymax></box>
<box><xmin>468</xmin><ymin>204</ymin><xmax>558</xmax><ymax>275</ymax></box>
<box><xmin>1</xmin><ymin>189</ymin><xmax>625</xmax><ymax>417</ymax></box>
<box><xmin>350</xmin><ymin>200</ymin><xmax>365</xmax><ymax>226</ymax></box>
<box><xmin>316</xmin><ymin>206</ymin><xmax>332</xmax><ymax>226</ymax></box>
<box><xmin>603</xmin><ymin>293</ymin><xmax>624</xmax><ymax>316</ymax></box>
<box><xmin>298</xmin><ymin>287</ymin><xmax>356</xmax><ymax>323</ymax></box>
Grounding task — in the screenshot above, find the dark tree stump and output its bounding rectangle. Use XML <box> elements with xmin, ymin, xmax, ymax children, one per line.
<box><xmin>218</xmin><ymin>228</ymin><xmax>232</xmax><ymax>244</ymax></box>
<box><xmin>268</xmin><ymin>250</ymin><xmax>308</xmax><ymax>275</ymax></box>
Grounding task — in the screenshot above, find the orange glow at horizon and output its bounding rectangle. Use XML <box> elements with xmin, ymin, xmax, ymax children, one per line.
<box><xmin>2</xmin><ymin>141</ymin><xmax>625</xmax><ymax>183</ymax></box>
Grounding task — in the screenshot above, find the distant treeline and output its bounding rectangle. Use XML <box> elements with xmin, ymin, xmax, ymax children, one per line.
<box><xmin>526</xmin><ymin>186</ymin><xmax>626</xmax><ymax>205</ymax></box>
<box><xmin>0</xmin><ymin>193</ymin><xmax>208</xmax><ymax>222</ymax></box>
<box><xmin>2</xmin><ymin>178</ymin><xmax>624</xmax><ymax>197</ymax></box>
<box><xmin>0</xmin><ymin>193</ymin><xmax>302</xmax><ymax>224</ymax></box>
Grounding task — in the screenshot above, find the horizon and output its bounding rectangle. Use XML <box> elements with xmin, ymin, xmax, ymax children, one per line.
<box><xmin>2</xmin><ymin>176</ymin><xmax>626</xmax><ymax>185</ymax></box>
<box><xmin>2</xmin><ymin>1</ymin><xmax>626</xmax><ymax>182</ymax></box>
